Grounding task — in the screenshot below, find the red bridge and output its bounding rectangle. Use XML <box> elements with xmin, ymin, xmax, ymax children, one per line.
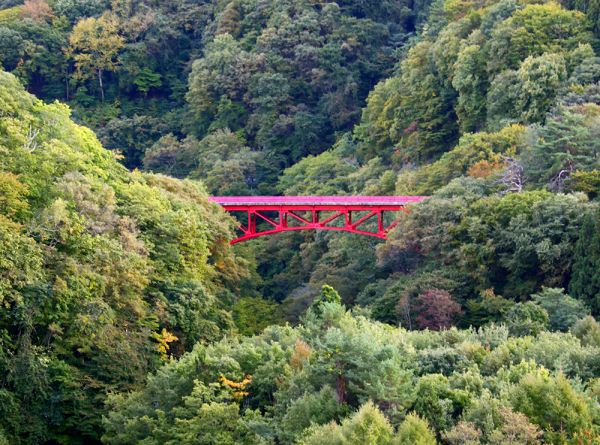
<box><xmin>210</xmin><ymin>196</ymin><xmax>428</xmax><ymax>244</ymax></box>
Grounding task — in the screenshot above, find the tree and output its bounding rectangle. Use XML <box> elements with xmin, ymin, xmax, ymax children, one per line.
<box><xmin>311</xmin><ymin>284</ymin><xmax>342</xmax><ymax>316</ymax></box>
<box><xmin>570</xmin><ymin>170</ymin><xmax>600</xmax><ymax>198</ymax></box>
<box><xmin>516</xmin><ymin>53</ymin><xmax>567</xmax><ymax>124</ymax></box>
<box><xmin>395</xmin><ymin>413</ymin><xmax>437</xmax><ymax>445</ymax></box>
<box><xmin>133</xmin><ymin>67</ymin><xmax>161</xmax><ymax>95</ymax></box>
<box><xmin>304</xmin><ymin>300</ymin><xmax>414</xmax><ymax>408</ymax></box>
<box><xmin>411</xmin><ymin>374</ymin><xmax>470</xmax><ymax>433</ymax></box>
<box><xmin>395</xmin><ymin>125</ymin><xmax>525</xmax><ymax>194</ymax></box>
<box><xmin>531</xmin><ymin>287</ymin><xmax>589</xmax><ymax>331</ymax></box>
<box><xmin>186</xmin><ymin>34</ymin><xmax>259</xmax><ymax>128</ymax></box>
<box><xmin>171</xmin><ymin>402</ymin><xmax>265</xmax><ymax>445</ymax></box>
<box><xmin>145</xmin><ymin>129</ymin><xmax>262</xmax><ymax>194</ymax></box>
<box><xmin>20</xmin><ymin>0</ymin><xmax>53</xmax><ymax>23</ymax></box>
<box><xmin>453</xmin><ymin>42</ymin><xmax>488</xmax><ymax>133</ymax></box>
<box><xmin>100</xmin><ymin>114</ymin><xmax>171</xmax><ymax>168</ymax></box>
<box><xmin>277</xmin><ymin>143</ymin><xmax>356</xmax><ymax>195</ymax></box>
<box><xmin>487</xmin><ymin>3</ymin><xmax>593</xmax><ymax>73</ymax></box>
<box><xmin>340</xmin><ymin>402</ymin><xmax>395</xmax><ymax>445</ymax></box>
<box><xmin>414</xmin><ymin>289</ymin><xmax>462</xmax><ymax>330</ymax></box>
<box><xmin>0</xmin><ymin>217</ymin><xmax>42</xmax><ymax>307</ymax></box>
<box><xmin>52</xmin><ymin>0</ymin><xmax>110</xmax><ymax>24</ymax></box>
<box><xmin>299</xmin><ymin>402</ymin><xmax>394</xmax><ymax>445</ymax></box>
<box><xmin>488</xmin><ymin>407</ymin><xmax>542</xmax><ymax>445</ymax></box>
<box><xmin>0</xmin><ymin>70</ymin><xmax>247</xmax><ymax>443</ymax></box>
<box><xmin>67</xmin><ymin>13</ymin><xmax>124</xmax><ymax>101</ymax></box>
<box><xmin>505</xmin><ymin>302</ymin><xmax>549</xmax><ymax>336</ymax></box>
<box><xmin>444</xmin><ymin>421</ymin><xmax>481</xmax><ymax>445</ymax></box>
<box><xmin>509</xmin><ymin>371</ymin><xmax>594</xmax><ymax>444</ymax></box>
<box><xmin>0</xmin><ymin>172</ymin><xmax>29</xmax><ymax>221</ymax></box>
<box><xmin>571</xmin><ymin>316</ymin><xmax>600</xmax><ymax>348</ymax></box>
<box><xmin>570</xmin><ymin>210</ymin><xmax>600</xmax><ymax>314</ymax></box>
<box><xmin>487</xmin><ymin>69</ymin><xmax>522</xmax><ymax>129</ymax></box>
<box><xmin>522</xmin><ymin>105</ymin><xmax>600</xmax><ymax>191</ymax></box>
<box><xmin>232</xmin><ymin>297</ymin><xmax>281</xmax><ymax>336</ymax></box>
<box><xmin>279</xmin><ymin>387</ymin><xmax>346</xmax><ymax>443</ymax></box>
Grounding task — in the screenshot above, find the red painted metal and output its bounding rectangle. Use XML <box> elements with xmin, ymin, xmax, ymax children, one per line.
<box><xmin>210</xmin><ymin>196</ymin><xmax>428</xmax><ymax>244</ymax></box>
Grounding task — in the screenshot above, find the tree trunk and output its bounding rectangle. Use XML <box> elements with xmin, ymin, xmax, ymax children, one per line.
<box><xmin>98</xmin><ymin>69</ymin><xmax>104</xmax><ymax>102</ymax></box>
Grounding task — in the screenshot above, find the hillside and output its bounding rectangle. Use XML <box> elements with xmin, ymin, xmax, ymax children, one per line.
<box><xmin>0</xmin><ymin>71</ymin><xmax>252</xmax><ymax>442</ymax></box>
<box><xmin>0</xmin><ymin>0</ymin><xmax>599</xmax><ymax>443</ymax></box>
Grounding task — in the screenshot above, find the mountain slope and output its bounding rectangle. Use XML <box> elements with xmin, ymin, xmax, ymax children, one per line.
<box><xmin>0</xmin><ymin>70</ymin><xmax>250</xmax><ymax>443</ymax></box>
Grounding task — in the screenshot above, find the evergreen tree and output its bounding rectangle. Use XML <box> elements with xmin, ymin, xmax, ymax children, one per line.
<box><xmin>569</xmin><ymin>210</ymin><xmax>600</xmax><ymax>314</ymax></box>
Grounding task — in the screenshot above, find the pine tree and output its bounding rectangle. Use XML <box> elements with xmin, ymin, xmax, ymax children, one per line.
<box><xmin>569</xmin><ymin>210</ymin><xmax>600</xmax><ymax>315</ymax></box>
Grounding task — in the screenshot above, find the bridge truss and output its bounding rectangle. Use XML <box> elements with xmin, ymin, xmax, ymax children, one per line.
<box><xmin>210</xmin><ymin>196</ymin><xmax>428</xmax><ymax>244</ymax></box>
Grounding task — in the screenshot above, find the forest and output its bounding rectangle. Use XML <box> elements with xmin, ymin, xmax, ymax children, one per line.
<box><xmin>0</xmin><ymin>0</ymin><xmax>599</xmax><ymax>443</ymax></box>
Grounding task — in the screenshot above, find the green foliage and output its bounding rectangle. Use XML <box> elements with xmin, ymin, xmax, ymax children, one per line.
<box><xmin>531</xmin><ymin>287</ymin><xmax>589</xmax><ymax>331</ymax></box>
<box><xmin>277</xmin><ymin>142</ymin><xmax>357</xmax><ymax>196</ymax></box>
<box><xmin>103</xmin><ymin>300</ymin><xmax>600</xmax><ymax>443</ymax></box>
<box><xmin>396</xmin><ymin>124</ymin><xmax>525</xmax><ymax>194</ymax></box>
<box><xmin>67</xmin><ymin>13</ymin><xmax>124</xmax><ymax>101</ymax></box>
<box><xmin>570</xmin><ymin>169</ymin><xmax>600</xmax><ymax>198</ymax></box>
<box><xmin>4</xmin><ymin>0</ymin><xmax>600</xmax><ymax>442</ymax></box>
<box><xmin>572</xmin><ymin>316</ymin><xmax>600</xmax><ymax>348</ymax></box>
<box><xmin>171</xmin><ymin>402</ymin><xmax>267</xmax><ymax>445</ymax></box>
<box><xmin>279</xmin><ymin>386</ymin><xmax>347</xmax><ymax>443</ymax></box>
<box><xmin>487</xmin><ymin>2</ymin><xmax>592</xmax><ymax>73</ymax></box>
<box><xmin>356</xmin><ymin>0</ymin><xmax>594</xmax><ymax>165</ymax></box>
<box><xmin>382</xmin><ymin>185</ymin><xmax>591</xmax><ymax>308</ymax></box>
<box><xmin>144</xmin><ymin>129</ymin><xmax>264</xmax><ymax>194</ymax></box>
<box><xmin>395</xmin><ymin>413</ymin><xmax>437</xmax><ymax>445</ymax></box>
<box><xmin>505</xmin><ymin>302</ymin><xmax>549</xmax><ymax>337</ymax></box>
<box><xmin>522</xmin><ymin>105</ymin><xmax>600</xmax><ymax>191</ymax></box>
<box><xmin>0</xmin><ymin>217</ymin><xmax>43</xmax><ymax>306</ymax></box>
<box><xmin>300</xmin><ymin>402</ymin><xmax>394</xmax><ymax>445</ymax></box>
<box><xmin>179</xmin><ymin>0</ymin><xmax>427</xmax><ymax>184</ymax></box>
<box><xmin>133</xmin><ymin>67</ymin><xmax>161</xmax><ymax>95</ymax></box>
<box><xmin>311</xmin><ymin>284</ymin><xmax>342</xmax><ymax>314</ymax></box>
<box><xmin>509</xmin><ymin>371</ymin><xmax>595</xmax><ymax>443</ymax></box>
<box><xmin>0</xmin><ymin>70</ymin><xmax>250</xmax><ymax>443</ymax></box>
<box><xmin>233</xmin><ymin>296</ymin><xmax>281</xmax><ymax>336</ymax></box>
<box><xmin>452</xmin><ymin>41</ymin><xmax>488</xmax><ymax>133</ymax></box>
<box><xmin>411</xmin><ymin>374</ymin><xmax>470</xmax><ymax>432</ymax></box>
<box><xmin>515</xmin><ymin>52</ymin><xmax>568</xmax><ymax>123</ymax></box>
<box><xmin>356</xmin><ymin>38</ymin><xmax>461</xmax><ymax>163</ymax></box>
<box><xmin>570</xmin><ymin>210</ymin><xmax>600</xmax><ymax>313</ymax></box>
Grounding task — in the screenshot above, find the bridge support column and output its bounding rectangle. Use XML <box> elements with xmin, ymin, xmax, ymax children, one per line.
<box><xmin>247</xmin><ymin>211</ymin><xmax>256</xmax><ymax>236</ymax></box>
<box><xmin>279</xmin><ymin>210</ymin><xmax>287</xmax><ymax>229</ymax></box>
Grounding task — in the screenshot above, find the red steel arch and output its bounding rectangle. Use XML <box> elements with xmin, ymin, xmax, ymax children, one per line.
<box><xmin>210</xmin><ymin>196</ymin><xmax>428</xmax><ymax>244</ymax></box>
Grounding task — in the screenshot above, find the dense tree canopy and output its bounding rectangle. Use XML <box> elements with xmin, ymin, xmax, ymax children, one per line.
<box><xmin>1</xmin><ymin>0</ymin><xmax>600</xmax><ymax>442</ymax></box>
<box><xmin>0</xmin><ymin>71</ymin><xmax>252</xmax><ymax>443</ymax></box>
<box><xmin>102</xmin><ymin>300</ymin><xmax>600</xmax><ymax>444</ymax></box>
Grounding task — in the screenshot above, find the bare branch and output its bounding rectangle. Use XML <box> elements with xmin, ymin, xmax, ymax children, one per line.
<box><xmin>24</xmin><ymin>125</ymin><xmax>40</xmax><ymax>152</ymax></box>
<box><xmin>497</xmin><ymin>156</ymin><xmax>524</xmax><ymax>194</ymax></box>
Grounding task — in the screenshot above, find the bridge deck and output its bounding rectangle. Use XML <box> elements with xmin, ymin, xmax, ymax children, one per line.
<box><xmin>210</xmin><ymin>196</ymin><xmax>428</xmax><ymax>208</ymax></box>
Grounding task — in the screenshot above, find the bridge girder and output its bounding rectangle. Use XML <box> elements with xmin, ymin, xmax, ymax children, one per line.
<box><xmin>209</xmin><ymin>196</ymin><xmax>428</xmax><ymax>244</ymax></box>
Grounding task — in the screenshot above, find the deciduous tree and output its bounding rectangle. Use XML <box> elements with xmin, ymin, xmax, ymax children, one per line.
<box><xmin>67</xmin><ymin>13</ymin><xmax>124</xmax><ymax>101</ymax></box>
